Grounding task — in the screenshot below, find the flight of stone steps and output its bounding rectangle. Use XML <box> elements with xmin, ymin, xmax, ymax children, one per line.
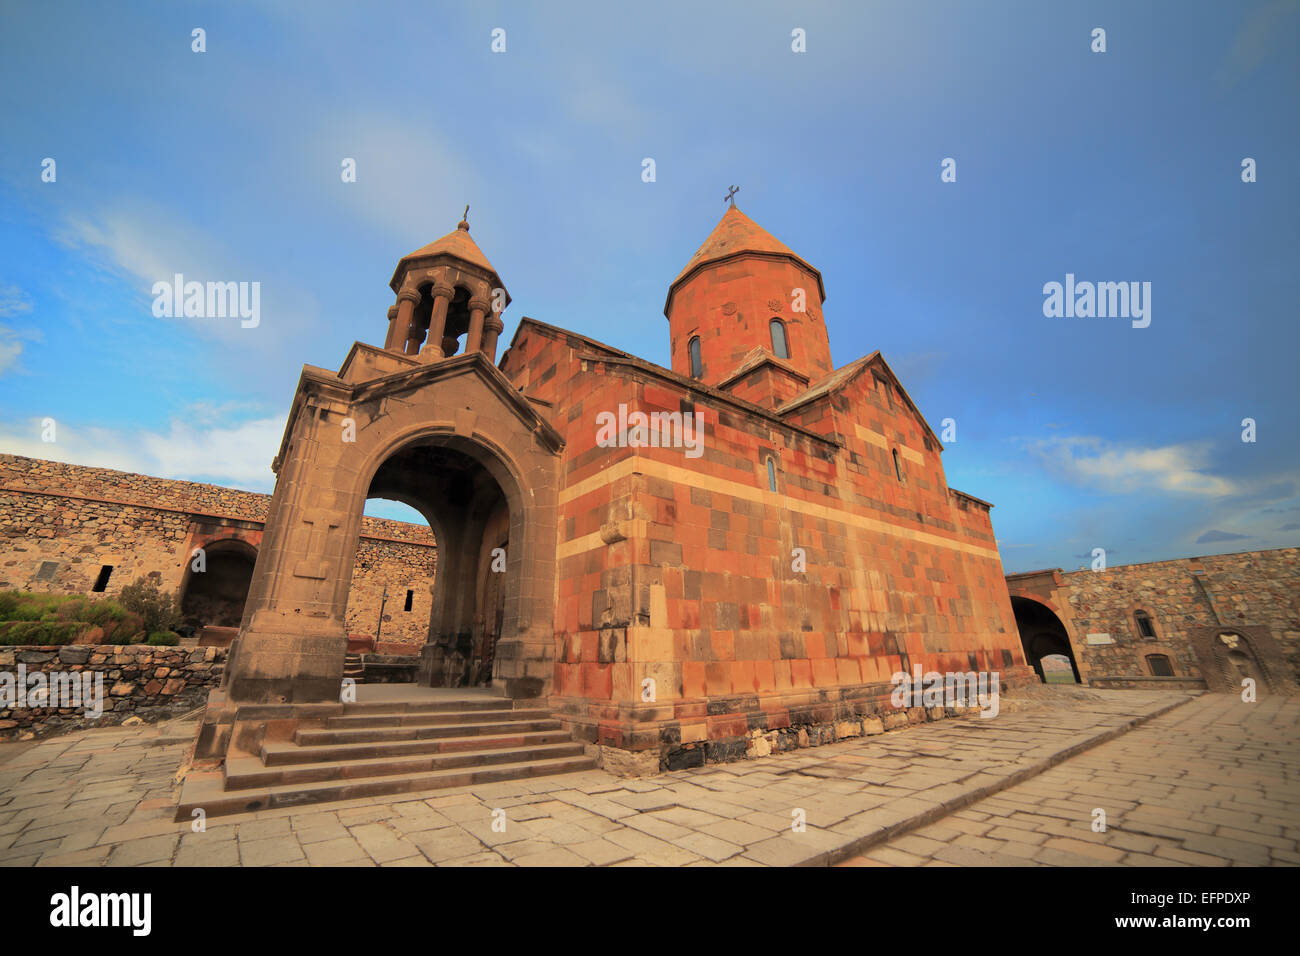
<box><xmin>175</xmin><ymin>697</ymin><xmax>595</xmax><ymax>819</ymax></box>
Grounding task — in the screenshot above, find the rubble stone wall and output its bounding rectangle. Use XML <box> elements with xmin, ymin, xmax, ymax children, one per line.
<box><xmin>0</xmin><ymin>454</ymin><xmax>437</xmax><ymax>648</ymax></box>
<box><xmin>0</xmin><ymin>644</ymin><xmax>227</xmax><ymax>740</ymax></box>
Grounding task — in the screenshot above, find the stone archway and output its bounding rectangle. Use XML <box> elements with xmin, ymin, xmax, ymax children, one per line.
<box><xmin>179</xmin><ymin>539</ymin><xmax>258</xmax><ymax>629</ymax></box>
<box><xmin>1011</xmin><ymin>596</ymin><xmax>1081</xmax><ymax>683</ymax></box>
<box><xmin>218</xmin><ymin>351</ymin><xmax>563</xmax><ymax>706</ymax></box>
<box><xmin>359</xmin><ymin>437</ymin><xmax>516</xmax><ymax>689</ymax></box>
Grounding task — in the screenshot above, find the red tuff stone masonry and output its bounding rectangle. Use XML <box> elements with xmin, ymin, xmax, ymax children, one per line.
<box><xmin>498</xmin><ymin>204</ymin><xmax>1033</xmax><ymax>770</ymax></box>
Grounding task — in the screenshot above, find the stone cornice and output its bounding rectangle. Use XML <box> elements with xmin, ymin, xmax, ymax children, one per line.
<box><xmin>276</xmin><ymin>348</ymin><xmax>565</xmax><ymax>469</ymax></box>
<box><xmin>663</xmin><ymin>249</ymin><xmax>825</xmax><ymax>318</ymax></box>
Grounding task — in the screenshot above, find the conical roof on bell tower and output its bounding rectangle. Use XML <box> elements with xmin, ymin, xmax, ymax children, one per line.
<box><xmin>388</xmin><ymin>214</ymin><xmax>509</xmax><ymax>306</ymax></box>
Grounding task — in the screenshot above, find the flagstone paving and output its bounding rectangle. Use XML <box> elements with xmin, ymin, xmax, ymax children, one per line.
<box><xmin>4</xmin><ymin>687</ymin><xmax>1288</xmax><ymax>867</ymax></box>
<box><xmin>839</xmin><ymin>693</ymin><xmax>1300</xmax><ymax>867</ymax></box>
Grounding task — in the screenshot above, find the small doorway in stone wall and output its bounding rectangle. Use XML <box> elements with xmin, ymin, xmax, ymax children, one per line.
<box><xmin>1011</xmin><ymin>596</ymin><xmax>1081</xmax><ymax>683</ymax></box>
<box><xmin>180</xmin><ymin>539</ymin><xmax>257</xmax><ymax>631</ymax></box>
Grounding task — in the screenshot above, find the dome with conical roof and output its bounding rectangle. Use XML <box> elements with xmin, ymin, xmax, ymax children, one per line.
<box><xmin>664</xmin><ymin>204</ymin><xmax>832</xmax><ymax>388</ymax></box>
<box><xmin>667</xmin><ymin>205</ymin><xmax>824</xmax><ymax>310</ymax></box>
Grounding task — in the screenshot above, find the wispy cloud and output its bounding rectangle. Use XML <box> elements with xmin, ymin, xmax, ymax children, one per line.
<box><xmin>1195</xmin><ymin>529</ymin><xmax>1251</xmax><ymax>544</ymax></box>
<box><xmin>0</xmin><ymin>334</ymin><xmax>22</xmax><ymax>375</ymax></box>
<box><xmin>0</xmin><ymin>410</ymin><xmax>284</xmax><ymax>490</ymax></box>
<box><xmin>1022</xmin><ymin>435</ymin><xmax>1238</xmax><ymax>497</ymax></box>
<box><xmin>52</xmin><ymin>201</ymin><xmax>320</xmax><ymax>351</ymax></box>
<box><xmin>0</xmin><ymin>284</ymin><xmax>39</xmax><ymax>374</ymax></box>
<box><xmin>306</xmin><ymin>111</ymin><xmax>482</xmax><ymax>245</ymax></box>
<box><xmin>0</xmin><ymin>282</ymin><xmax>33</xmax><ymax>318</ymax></box>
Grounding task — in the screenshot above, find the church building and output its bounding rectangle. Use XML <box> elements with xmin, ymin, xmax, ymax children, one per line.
<box><xmin>196</xmin><ymin>201</ymin><xmax>1033</xmax><ymax>778</ymax></box>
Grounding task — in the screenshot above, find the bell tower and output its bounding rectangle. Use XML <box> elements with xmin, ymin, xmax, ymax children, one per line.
<box><xmin>384</xmin><ymin>210</ymin><xmax>510</xmax><ymax>363</ymax></box>
<box><xmin>665</xmin><ymin>204</ymin><xmax>831</xmax><ymax>399</ymax></box>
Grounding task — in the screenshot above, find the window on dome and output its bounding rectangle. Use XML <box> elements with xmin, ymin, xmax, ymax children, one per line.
<box><xmin>770</xmin><ymin>319</ymin><xmax>789</xmax><ymax>359</ymax></box>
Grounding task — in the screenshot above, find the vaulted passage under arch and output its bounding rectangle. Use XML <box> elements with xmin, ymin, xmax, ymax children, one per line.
<box><xmin>181</xmin><ymin>543</ymin><xmax>256</xmax><ymax>629</ymax></box>
<box><xmin>1011</xmin><ymin>596</ymin><xmax>1080</xmax><ymax>684</ymax></box>
<box><xmin>361</xmin><ymin>439</ymin><xmax>515</xmax><ymax>688</ymax></box>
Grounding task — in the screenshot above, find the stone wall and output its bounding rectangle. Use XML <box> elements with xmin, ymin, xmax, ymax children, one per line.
<box><xmin>345</xmin><ymin>537</ymin><xmax>437</xmax><ymax>647</ymax></box>
<box><xmin>0</xmin><ymin>453</ymin><xmax>437</xmax><ymax>648</ymax></box>
<box><xmin>1008</xmin><ymin>547</ymin><xmax>1300</xmax><ymax>694</ymax></box>
<box><xmin>0</xmin><ymin>644</ymin><xmax>227</xmax><ymax>741</ymax></box>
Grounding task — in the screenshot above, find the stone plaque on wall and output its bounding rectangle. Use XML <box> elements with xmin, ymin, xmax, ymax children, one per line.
<box><xmin>1086</xmin><ymin>632</ymin><xmax>1113</xmax><ymax>645</ymax></box>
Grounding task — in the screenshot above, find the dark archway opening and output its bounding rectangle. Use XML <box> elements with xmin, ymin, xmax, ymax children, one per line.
<box><xmin>1011</xmin><ymin>596</ymin><xmax>1081</xmax><ymax>684</ymax></box>
<box><xmin>181</xmin><ymin>542</ymin><xmax>257</xmax><ymax>630</ymax></box>
<box><xmin>358</xmin><ymin>439</ymin><xmax>514</xmax><ymax>688</ymax></box>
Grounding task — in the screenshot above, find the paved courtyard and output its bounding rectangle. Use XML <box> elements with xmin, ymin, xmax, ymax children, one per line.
<box><xmin>840</xmin><ymin>691</ymin><xmax>1300</xmax><ymax>867</ymax></box>
<box><xmin>0</xmin><ymin>688</ymin><xmax>1294</xmax><ymax>867</ymax></box>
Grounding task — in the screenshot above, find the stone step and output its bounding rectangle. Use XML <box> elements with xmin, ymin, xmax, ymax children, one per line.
<box><xmin>175</xmin><ymin>754</ymin><xmax>597</xmax><ymax>820</ymax></box>
<box><xmin>321</xmin><ymin>707</ymin><xmax>552</xmax><ymax>730</ymax></box>
<box><xmin>262</xmin><ymin>729</ymin><xmax>575</xmax><ymax>766</ymax></box>
<box><xmin>226</xmin><ymin>741</ymin><xmax>587</xmax><ymax>790</ymax></box>
<box><xmin>342</xmin><ymin>656</ymin><xmax>364</xmax><ymax>683</ymax></box>
<box><xmin>340</xmin><ymin>699</ymin><xmax>509</xmax><ymax>716</ymax></box>
<box><xmin>296</xmin><ymin>717</ymin><xmax>564</xmax><ymax>747</ymax></box>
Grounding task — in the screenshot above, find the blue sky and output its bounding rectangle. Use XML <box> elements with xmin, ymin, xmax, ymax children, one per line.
<box><xmin>0</xmin><ymin>0</ymin><xmax>1296</xmax><ymax>574</ymax></box>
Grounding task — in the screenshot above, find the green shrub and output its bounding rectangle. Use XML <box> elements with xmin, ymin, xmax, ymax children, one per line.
<box><xmin>0</xmin><ymin>590</ymin><xmax>146</xmax><ymax>644</ymax></box>
<box><xmin>117</xmin><ymin>577</ymin><xmax>181</xmax><ymax>636</ymax></box>
<box><xmin>99</xmin><ymin>610</ymin><xmax>143</xmax><ymax>644</ymax></box>
<box><xmin>83</xmin><ymin>599</ymin><xmax>129</xmax><ymax>627</ymax></box>
<box><xmin>145</xmin><ymin>631</ymin><xmax>180</xmax><ymax>646</ymax></box>
<box><xmin>54</xmin><ymin>597</ymin><xmax>90</xmax><ymax>621</ymax></box>
<box><xmin>1</xmin><ymin>593</ymin><xmax>61</xmax><ymax>622</ymax></box>
<box><xmin>0</xmin><ymin>620</ymin><xmax>88</xmax><ymax>646</ymax></box>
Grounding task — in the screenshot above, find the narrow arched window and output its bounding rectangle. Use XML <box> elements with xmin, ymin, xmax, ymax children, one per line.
<box><xmin>765</xmin><ymin>456</ymin><xmax>777</xmax><ymax>492</ymax></box>
<box><xmin>892</xmin><ymin>448</ymin><xmax>902</xmax><ymax>481</ymax></box>
<box><xmin>1146</xmin><ymin>654</ymin><xmax>1174</xmax><ymax>677</ymax></box>
<box><xmin>769</xmin><ymin>319</ymin><xmax>789</xmax><ymax>359</ymax></box>
<box><xmin>688</xmin><ymin>336</ymin><xmax>702</xmax><ymax>377</ymax></box>
<box><xmin>1135</xmin><ymin>610</ymin><xmax>1156</xmax><ymax>638</ymax></box>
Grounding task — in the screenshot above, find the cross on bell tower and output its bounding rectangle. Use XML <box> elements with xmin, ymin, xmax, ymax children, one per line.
<box><xmin>724</xmin><ymin>185</ymin><xmax>740</xmax><ymax>206</ymax></box>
